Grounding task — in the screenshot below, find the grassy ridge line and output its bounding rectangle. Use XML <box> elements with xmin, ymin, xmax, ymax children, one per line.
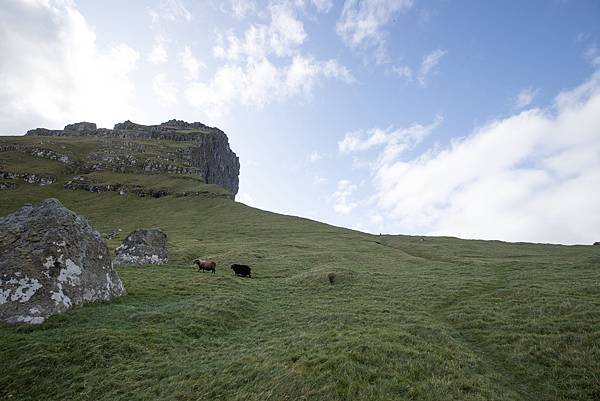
<box><xmin>0</xmin><ymin>184</ymin><xmax>599</xmax><ymax>400</ymax></box>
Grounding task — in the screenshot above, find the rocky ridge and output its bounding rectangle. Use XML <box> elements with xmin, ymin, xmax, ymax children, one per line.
<box><xmin>22</xmin><ymin>120</ymin><xmax>240</xmax><ymax>196</ymax></box>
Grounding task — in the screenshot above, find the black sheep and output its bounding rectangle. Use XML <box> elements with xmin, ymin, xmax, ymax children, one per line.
<box><xmin>231</xmin><ymin>263</ymin><xmax>251</xmax><ymax>278</ymax></box>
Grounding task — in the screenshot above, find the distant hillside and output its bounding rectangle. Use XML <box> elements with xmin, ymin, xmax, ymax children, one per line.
<box><xmin>1</xmin><ymin>119</ymin><xmax>239</xmax><ymax>197</ymax></box>
<box><xmin>0</xmin><ymin>130</ymin><xmax>599</xmax><ymax>401</ymax></box>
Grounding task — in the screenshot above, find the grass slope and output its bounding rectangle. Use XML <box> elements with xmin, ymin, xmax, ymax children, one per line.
<box><xmin>1</xmin><ymin>181</ymin><xmax>599</xmax><ymax>400</ymax></box>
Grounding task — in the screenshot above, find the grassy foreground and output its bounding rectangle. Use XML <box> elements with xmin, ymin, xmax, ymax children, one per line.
<box><xmin>1</xmin><ymin>182</ymin><xmax>599</xmax><ymax>400</ymax></box>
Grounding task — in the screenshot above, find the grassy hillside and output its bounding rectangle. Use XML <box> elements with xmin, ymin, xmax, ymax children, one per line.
<box><xmin>1</xmin><ymin>142</ymin><xmax>600</xmax><ymax>400</ymax></box>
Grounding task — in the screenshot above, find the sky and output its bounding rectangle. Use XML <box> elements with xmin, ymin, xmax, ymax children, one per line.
<box><xmin>1</xmin><ymin>0</ymin><xmax>599</xmax><ymax>244</ymax></box>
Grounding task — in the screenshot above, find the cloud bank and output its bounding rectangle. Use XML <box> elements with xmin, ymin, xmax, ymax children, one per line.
<box><xmin>185</xmin><ymin>3</ymin><xmax>353</xmax><ymax>119</ymax></box>
<box><xmin>340</xmin><ymin>73</ymin><xmax>600</xmax><ymax>244</ymax></box>
<box><xmin>0</xmin><ymin>0</ymin><xmax>139</xmax><ymax>133</ymax></box>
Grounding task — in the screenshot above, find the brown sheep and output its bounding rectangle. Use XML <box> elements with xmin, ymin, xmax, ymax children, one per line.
<box><xmin>193</xmin><ymin>258</ymin><xmax>216</xmax><ymax>274</ymax></box>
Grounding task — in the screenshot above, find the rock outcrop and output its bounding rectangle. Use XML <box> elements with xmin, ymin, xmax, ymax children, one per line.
<box><xmin>0</xmin><ymin>199</ymin><xmax>126</xmax><ymax>324</ymax></box>
<box><xmin>24</xmin><ymin>119</ymin><xmax>240</xmax><ymax>196</ymax></box>
<box><xmin>114</xmin><ymin>228</ymin><xmax>168</xmax><ymax>265</ymax></box>
<box><xmin>64</xmin><ymin>122</ymin><xmax>97</xmax><ymax>133</ymax></box>
<box><xmin>0</xmin><ymin>181</ymin><xmax>16</xmax><ymax>190</ymax></box>
<box><xmin>1</xmin><ymin>171</ymin><xmax>55</xmax><ymax>186</ymax></box>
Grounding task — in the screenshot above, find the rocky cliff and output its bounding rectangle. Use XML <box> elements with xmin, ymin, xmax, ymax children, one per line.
<box><xmin>24</xmin><ymin>120</ymin><xmax>240</xmax><ymax>196</ymax></box>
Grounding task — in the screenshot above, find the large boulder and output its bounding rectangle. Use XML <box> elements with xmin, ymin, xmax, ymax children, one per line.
<box><xmin>0</xmin><ymin>199</ymin><xmax>126</xmax><ymax>324</ymax></box>
<box><xmin>114</xmin><ymin>228</ymin><xmax>168</xmax><ymax>265</ymax></box>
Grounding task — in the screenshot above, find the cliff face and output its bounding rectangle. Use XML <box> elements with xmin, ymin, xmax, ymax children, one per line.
<box><xmin>190</xmin><ymin>133</ymin><xmax>240</xmax><ymax>196</ymax></box>
<box><xmin>25</xmin><ymin>120</ymin><xmax>240</xmax><ymax>196</ymax></box>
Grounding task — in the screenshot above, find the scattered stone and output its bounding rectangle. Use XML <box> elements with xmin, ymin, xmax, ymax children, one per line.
<box><xmin>0</xmin><ymin>171</ymin><xmax>56</xmax><ymax>186</ymax></box>
<box><xmin>114</xmin><ymin>228</ymin><xmax>168</xmax><ymax>265</ymax></box>
<box><xmin>0</xmin><ymin>199</ymin><xmax>126</xmax><ymax>324</ymax></box>
<box><xmin>0</xmin><ymin>181</ymin><xmax>16</xmax><ymax>190</ymax></box>
<box><xmin>103</xmin><ymin>230</ymin><xmax>119</xmax><ymax>240</ymax></box>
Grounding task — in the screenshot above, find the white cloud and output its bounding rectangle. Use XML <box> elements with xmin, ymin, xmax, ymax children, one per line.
<box><xmin>285</xmin><ymin>56</ymin><xmax>354</xmax><ymax>96</ymax></box>
<box><xmin>236</xmin><ymin>191</ymin><xmax>255</xmax><ymax>205</ymax></box>
<box><xmin>332</xmin><ymin>179</ymin><xmax>358</xmax><ymax>214</ymax></box>
<box><xmin>191</xmin><ymin>1</ymin><xmax>354</xmax><ymax>119</ymax></box>
<box><xmin>359</xmin><ymin>72</ymin><xmax>600</xmax><ymax>244</ymax></box>
<box><xmin>391</xmin><ymin>64</ymin><xmax>413</xmax><ymax>79</ymax></box>
<box><xmin>391</xmin><ymin>49</ymin><xmax>447</xmax><ymax>85</ymax></box>
<box><xmin>148</xmin><ymin>35</ymin><xmax>168</xmax><ymax>64</ymax></box>
<box><xmin>418</xmin><ymin>48</ymin><xmax>447</xmax><ymax>85</ymax></box>
<box><xmin>150</xmin><ymin>0</ymin><xmax>192</xmax><ymax>22</ymax></box>
<box><xmin>308</xmin><ymin>150</ymin><xmax>322</xmax><ymax>162</ymax></box>
<box><xmin>187</xmin><ymin>53</ymin><xmax>353</xmax><ymax>118</ymax></box>
<box><xmin>585</xmin><ymin>46</ymin><xmax>600</xmax><ymax>67</ymax></box>
<box><xmin>370</xmin><ymin>213</ymin><xmax>384</xmax><ymax>225</ymax></box>
<box><xmin>185</xmin><ymin>64</ymin><xmax>242</xmax><ymax>119</ymax></box>
<box><xmin>338</xmin><ymin>117</ymin><xmax>442</xmax><ymax>164</ymax></box>
<box><xmin>312</xmin><ymin>0</ymin><xmax>334</xmax><ymax>13</ymax></box>
<box><xmin>229</xmin><ymin>0</ymin><xmax>256</xmax><ymax>19</ymax></box>
<box><xmin>336</xmin><ymin>0</ymin><xmax>413</xmax><ymax>62</ymax></box>
<box><xmin>313</xmin><ymin>175</ymin><xmax>327</xmax><ymax>185</ymax></box>
<box><xmin>214</xmin><ymin>3</ymin><xmax>307</xmax><ymax>62</ymax></box>
<box><xmin>515</xmin><ymin>87</ymin><xmax>539</xmax><ymax>109</ymax></box>
<box><xmin>178</xmin><ymin>46</ymin><xmax>204</xmax><ymax>81</ymax></box>
<box><xmin>0</xmin><ymin>0</ymin><xmax>139</xmax><ymax>133</ymax></box>
<box><xmin>152</xmin><ymin>73</ymin><xmax>178</xmax><ymax>106</ymax></box>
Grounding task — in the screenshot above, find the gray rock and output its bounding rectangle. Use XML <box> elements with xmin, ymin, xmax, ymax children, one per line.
<box><xmin>0</xmin><ymin>181</ymin><xmax>16</xmax><ymax>190</ymax></box>
<box><xmin>190</xmin><ymin>131</ymin><xmax>240</xmax><ymax>196</ymax></box>
<box><xmin>64</xmin><ymin>122</ymin><xmax>97</xmax><ymax>133</ymax></box>
<box><xmin>115</xmin><ymin>228</ymin><xmax>168</xmax><ymax>265</ymax></box>
<box><xmin>0</xmin><ymin>171</ymin><xmax>56</xmax><ymax>186</ymax></box>
<box><xmin>113</xmin><ymin>120</ymin><xmax>144</xmax><ymax>130</ymax></box>
<box><xmin>0</xmin><ymin>199</ymin><xmax>126</xmax><ymax>324</ymax></box>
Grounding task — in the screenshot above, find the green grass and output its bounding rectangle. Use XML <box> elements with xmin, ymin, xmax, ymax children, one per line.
<box><xmin>0</xmin><ymin>151</ymin><xmax>67</xmax><ymax>176</ymax></box>
<box><xmin>1</xmin><ymin>174</ymin><xmax>599</xmax><ymax>400</ymax></box>
<box><xmin>85</xmin><ymin>171</ymin><xmax>230</xmax><ymax>197</ymax></box>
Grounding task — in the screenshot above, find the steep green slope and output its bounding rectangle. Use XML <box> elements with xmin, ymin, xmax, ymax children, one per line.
<box><xmin>1</xmin><ymin>159</ymin><xmax>599</xmax><ymax>400</ymax></box>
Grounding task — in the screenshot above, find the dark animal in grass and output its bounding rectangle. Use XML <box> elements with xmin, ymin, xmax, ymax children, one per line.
<box><xmin>231</xmin><ymin>263</ymin><xmax>251</xmax><ymax>278</ymax></box>
<box><xmin>193</xmin><ymin>259</ymin><xmax>216</xmax><ymax>273</ymax></box>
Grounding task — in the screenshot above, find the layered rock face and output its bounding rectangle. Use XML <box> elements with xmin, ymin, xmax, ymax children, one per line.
<box><xmin>25</xmin><ymin>120</ymin><xmax>240</xmax><ymax>196</ymax></box>
<box><xmin>115</xmin><ymin>228</ymin><xmax>168</xmax><ymax>265</ymax></box>
<box><xmin>0</xmin><ymin>199</ymin><xmax>126</xmax><ymax>324</ymax></box>
<box><xmin>190</xmin><ymin>133</ymin><xmax>240</xmax><ymax>196</ymax></box>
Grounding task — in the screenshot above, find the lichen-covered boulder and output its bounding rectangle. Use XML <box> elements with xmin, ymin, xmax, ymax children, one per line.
<box><xmin>114</xmin><ymin>228</ymin><xmax>168</xmax><ymax>265</ymax></box>
<box><xmin>0</xmin><ymin>199</ymin><xmax>126</xmax><ymax>324</ymax></box>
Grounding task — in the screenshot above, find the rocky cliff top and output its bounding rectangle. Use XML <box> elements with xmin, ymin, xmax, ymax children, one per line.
<box><xmin>22</xmin><ymin>120</ymin><xmax>240</xmax><ymax>196</ymax></box>
<box><xmin>26</xmin><ymin>119</ymin><xmax>226</xmax><ymax>140</ymax></box>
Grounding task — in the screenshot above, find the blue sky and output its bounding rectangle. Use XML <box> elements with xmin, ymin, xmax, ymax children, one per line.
<box><xmin>1</xmin><ymin>0</ymin><xmax>599</xmax><ymax>244</ymax></box>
